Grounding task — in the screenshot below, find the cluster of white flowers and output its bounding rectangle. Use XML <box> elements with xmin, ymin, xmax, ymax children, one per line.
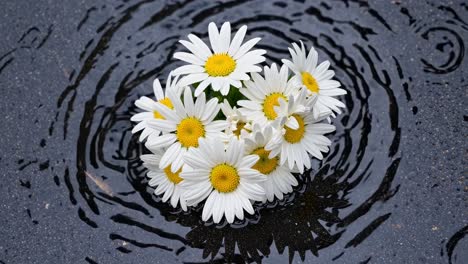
<box><xmin>132</xmin><ymin>22</ymin><xmax>346</xmax><ymax>224</ymax></box>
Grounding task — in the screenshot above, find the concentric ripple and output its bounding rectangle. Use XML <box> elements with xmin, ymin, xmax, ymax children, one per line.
<box><xmin>46</xmin><ymin>0</ymin><xmax>466</xmax><ymax>262</ymax></box>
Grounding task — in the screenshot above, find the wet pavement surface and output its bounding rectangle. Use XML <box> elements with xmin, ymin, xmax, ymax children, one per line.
<box><xmin>0</xmin><ymin>0</ymin><xmax>467</xmax><ymax>263</ymax></box>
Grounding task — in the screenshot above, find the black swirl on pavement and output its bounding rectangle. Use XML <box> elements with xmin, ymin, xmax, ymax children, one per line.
<box><xmin>50</xmin><ymin>0</ymin><xmax>410</xmax><ymax>262</ymax></box>
<box><xmin>412</xmin><ymin>2</ymin><xmax>467</xmax><ymax>75</ymax></box>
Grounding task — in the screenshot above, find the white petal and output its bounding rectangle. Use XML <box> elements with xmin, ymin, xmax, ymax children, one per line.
<box><xmin>159</xmin><ymin>143</ymin><xmax>181</xmax><ymax>169</ymax></box>
<box><xmin>239</xmin><ymin>154</ymin><xmax>259</xmax><ymax>168</ymax></box>
<box><xmin>228</xmin><ymin>25</ymin><xmax>247</xmax><ymax>56</ymax></box>
<box><xmin>194</xmin><ymin>79</ymin><xmax>211</xmax><ymax>97</ymax></box>
<box><xmin>147</xmin><ymin>119</ymin><xmax>177</xmax><ymax>132</ymax></box>
<box><xmin>285</xmin><ymin>116</ymin><xmax>299</xmax><ymax>130</ymax></box>
<box><xmin>146</xmin><ymin>133</ymin><xmax>176</xmax><ymax>149</ymax></box>
<box><xmin>226</xmin><ymin>138</ymin><xmax>243</xmax><ymax>166</ymax></box>
<box><xmin>237</xmin><ymin>100</ymin><xmax>261</xmax><ymax>110</ymax></box>
<box><xmin>172</xmin><ymin>64</ymin><xmax>205</xmax><ymax>75</ymax></box>
<box><xmin>202</xmin><ymin>191</ymin><xmax>217</xmax><ymax>221</ymax></box>
<box><xmin>184</xmin><ymin>149</ymin><xmax>215</xmax><ymax>168</ymax></box>
<box><xmin>179</xmin><ymin>39</ymin><xmax>209</xmax><ymax>61</ymax></box>
<box><xmin>194</xmin><ymin>92</ymin><xmax>206</xmax><ymax>117</ymax></box>
<box><xmin>135</xmin><ymin>96</ymin><xmax>157</xmax><ymax>112</ymax></box>
<box><xmin>153</xmin><ymin>102</ymin><xmax>179</xmax><ymax>121</ymax></box>
<box><xmin>178</xmin><ymin>73</ymin><xmax>209</xmax><ymax>87</ymax></box>
<box><xmin>239</xmin><ymin>195</ymin><xmax>254</xmax><ymax>215</ymax></box>
<box><xmin>236</xmin><ymin>50</ymin><xmax>266</xmax><ymax>67</ymax></box>
<box><xmin>234</xmin><ymin>37</ymin><xmax>261</xmax><ymax>60</ymax></box>
<box><xmin>188</xmin><ymin>34</ymin><xmax>213</xmax><ymax>58</ymax></box>
<box><xmin>131</xmin><ymin>121</ymin><xmax>146</xmax><ymax>133</ymax></box>
<box><xmin>218</xmin><ymin>22</ymin><xmax>231</xmax><ymax>53</ymax></box>
<box><xmin>130</xmin><ymin>112</ymin><xmax>153</xmax><ymax>122</ymax></box>
<box><xmin>153</xmin><ymin>78</ymin><xmax>164</xmax><ymax>100</ymax></box>
<box><xmin>183</xmin><ymin>87</ymin><xmax>195</xmax><ymax>116</ymax></box>
<box><xmin>201</xmin><ymin>98</ymin><xmax>220</xmax><ymax>122</ymax></box>
<box><xmin>174</xmin><ymin>52</ymin><xmax>205</xmax><ymax>65</ymax></box>
<box><xmin>224</xmin><ymin>194</ymin><xmax>235</xmax><ymax>223</ymax></box>
<box><xmin>161</xmin><ymin>184</ymin><xmax>174</xmax><ymax>202</ymax></box>
<box><xmin>205</xmin><ymin>120</ymin><xmax>228</xmax><ymax>132</ymax></box>
<box><xmin>208</xmin><ymin>22</ymin><xmax>221</xmax><ymax>53</ymax></box>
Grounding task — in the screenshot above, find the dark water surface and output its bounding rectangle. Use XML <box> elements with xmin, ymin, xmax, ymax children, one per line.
<box><xmin>0</xmin><ymin>0</ymin><xmax>467</xmax><ymax>263</ymax></box>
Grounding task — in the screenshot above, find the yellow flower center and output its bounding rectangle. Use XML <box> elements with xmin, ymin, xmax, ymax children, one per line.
<box><xmin>153</xmin><ymin>97</ymin><xmax>174</xmax><ymax>119</ymax></box>
<box><xmin>284</xmin><ymin>114</ymin><xmax>306</xmax><ymax>143</ymax></box>
<box><xmin>263</xmin><ymin>93</ymin><xmax>287</xmax><ymax>120</ymax></box>
<box><xmin>301</xmin><ymin>72</ymin><xmax>319</xmax><ymax>93</ymax></box>
<box><xmin>210</xmin><ymin>163</ymin><xmax>240</xmax><ymax>193</ymax></box>
<box><xmin>251</xmin><ymin>147</ymin><xmax>278</xmax><ymax>175</ymax></box>
<box><xmin>176</xmin><ymin>117</ymin><xmax>205</xmax><ymax>148</ymax></box>
<box><xmin>205</xmin><ymin>53</ymin><xmax>236</xmax><ymax>77</ymax></box>
<box><xmin>233</xmin><ymin>122</ymin><xmax>250</xmax><ymax>137</ymax></box>
<box><xmin>163</xmin><ymin>165</ymin><xmax>183</xmax><ymax>184</ymax></box>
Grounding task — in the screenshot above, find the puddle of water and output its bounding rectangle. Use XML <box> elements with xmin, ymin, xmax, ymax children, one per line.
<box><xmin>4</xmin><ymin>0</ymin><xmax>467</xmax><ymax>263</ymax></box>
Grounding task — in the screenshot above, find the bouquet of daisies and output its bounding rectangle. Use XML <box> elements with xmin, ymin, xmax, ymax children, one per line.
<box><xmin>131</xmin><ymin>22</ymin><xmax>346</xmax><ymax>224</ymax></box>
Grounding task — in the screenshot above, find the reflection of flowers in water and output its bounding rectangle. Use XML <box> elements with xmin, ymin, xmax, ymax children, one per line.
<box><xmin>149</xmin><ymin>166</ymin><xmax>348</xmax><ymax>262</ymax></box>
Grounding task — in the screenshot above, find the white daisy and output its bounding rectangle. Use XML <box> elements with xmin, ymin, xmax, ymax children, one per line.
<box><xmin>281</xmin><ymin>41</ymin><xmax>346</xmax><ymax>118</ymax></box>
<box><xmin>173</xmin><ymin>22</ymin><xmax>266</xmax><ymax>96</ymax></box>
<box><xmin>146</xmin><ymin>87</ymin><xmax>228</xmax><ymax>173</ymax></box>
<box><xmin>272</xmin><ymin>87</ymin><xmax>316</xmax><ymax>129</ymax></box>
<box><xmin>220</xmin><ymin>99</ymin><xmax>252</xmax><ymax>139</ymax></box>
<box><xmin>267</xmin><ymin>105</ymin><xmax>336</xmax><ymax>173</ymax></box>
<box><xmin>180</xmin><ymin>137</ymin><xmax>266</xmax><ymax>224</ymax></box>
<box><xmin>237</xmin><ymin>63</ymin><xmax>300</xmax><ymax>127</ymax></box>
<box><xmin>131</xmin><ymin>73</ymin><xmax>181</xmax><ymax>142</ymax></box>
<box><xmin>244</xmin><ymin>124</ymin><xmax>298</xmax><ymax>202</ymax></box>
<box><xmin>141</xmin><ymin>148</ymin><xmax>187</xmax><ymax>211</ymax></box>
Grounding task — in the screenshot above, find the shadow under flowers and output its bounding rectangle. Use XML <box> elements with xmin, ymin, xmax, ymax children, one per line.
<box><xmin>158</xmin><ymin>166</ymin><xmax>349</xmax><ymax>263</ymax></box>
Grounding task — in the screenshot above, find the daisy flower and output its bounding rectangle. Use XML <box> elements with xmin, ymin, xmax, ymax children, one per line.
<box><xmin>146</xmin><ymin>87</ymin><xmax>228</xmax><ymax>173</ymax></box>
<box><xmin>180</xmin><ymin>137</ymin><xmax>266</xmax><ymax>224</ymax></box>
<box><xmin>244</xmin><ymin>124</ymin><xmax>298</xmax><ymax>202</ymax></box>
<box><xmin>267</xmin><ymin>105</ymin><xmax>336</xmax><ymax>173</ymax></box>
<box><xmin>272</xmin><ymin>87</ymin><xmax>316</xmax><ymax>129</ymax></box>
<box><xmin>281</xmin><ymin>41</ymin><xmax>346</xmax><ymax>118</ymax></box>
<box><xmin>220</xmin><ymin>99</ymin><xmax>252</xmax><ymax>139</ymax></box>
<box><xmin>173</xmin><ymin>22</ymin><xmax>266</xmax><ymax>96</ymax></box>
<box><xmin>141</xmin><ymin>148</ymin><xmax>187</xmax><ymax>211</ymax></box>
<box><xmin>237</xmin><ymin>63</ymin><xmax>300</xmax><ymax>127</ymax></box>
<box><xmin>131</xmin><ymin>73</ymin><xmax>181</xmax><ymax>142</ymax></box>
